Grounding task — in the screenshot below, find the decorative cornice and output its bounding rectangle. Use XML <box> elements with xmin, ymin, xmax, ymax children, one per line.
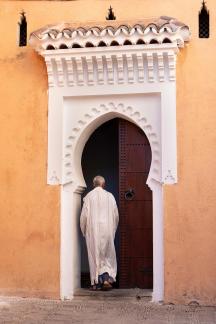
<box><xmin>29</xmin><ymin>16</ymin><xmax>190</xmax><ymax>51</ymax></box>
<box><xmin>42</xmin><ymin>45</ymin><xmax>178</xmax><ymax>87</ymax></box>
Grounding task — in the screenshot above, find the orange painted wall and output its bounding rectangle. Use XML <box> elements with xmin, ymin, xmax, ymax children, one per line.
<box><xmin>0</xmin><ymin>0</ymin><xmax>215</xmax><ymax>303</ymax></box>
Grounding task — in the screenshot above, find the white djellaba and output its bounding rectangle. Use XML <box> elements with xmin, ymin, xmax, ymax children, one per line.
<box><xmin>80</xmin><ymin>176</ymin><xmax>119</xmax><ymax>285</ymax></box>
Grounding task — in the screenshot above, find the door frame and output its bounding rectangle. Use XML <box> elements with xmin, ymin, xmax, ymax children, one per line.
<box><xmin>30</xmin><ymin>33</ymin><xmax>189</xmax><ymax>301</ymax></box>
<box><xmin>59</xmin><ymin>102</ymin><xmax>164</xmax><ymax>302</ymax></box>
<box><xmin>30</xmin><ymin>17</ymin><xmax>190</xmax><ymax>302</ymax></box>
<box><xmin>60</xmin><ymin>167</ymin><xmax>163</xmax><ymax>301</ymax></box>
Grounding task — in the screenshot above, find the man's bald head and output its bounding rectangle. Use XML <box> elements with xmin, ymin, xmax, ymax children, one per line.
<box><xmin>93</xmin><ymin>176</ymin><xmax>105</xmax><ymax>188</ymax></box>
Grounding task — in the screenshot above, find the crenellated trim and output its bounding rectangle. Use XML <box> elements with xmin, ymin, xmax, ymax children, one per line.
<box><xmin>43</xmin><ymin>45</ymin><xmax>177</xmax><ymax>88</ymax></box>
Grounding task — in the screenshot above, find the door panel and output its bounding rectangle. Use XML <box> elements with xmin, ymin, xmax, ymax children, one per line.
<box><xmin>125</xmin><ymin>123</ymin><xmax>150</xmax><ymax>144</ymax></box>
<box><xmin>127</xmin><ymin>230</ymin><xmax>153</xmax><ymax>257</ymax></box>
<box><xmin>125</xmin><ymin>146</ymin><xmax>152</xmax><ymax>172</ymax></box>
<box><xmin>129</xmin><ymin>258</ymin><xmax>153</xmax><ymax>289</ymax></box>
<box><xmin>125</xmin><ymin>201</ymin><xmax>152</xmax><ymax>229</ymax></box>
<box><xmin>125</xmin><ymin>173</ymin><xmax>152</xmax><ymax>201</ymax></box>
<box><xmin>119</xmin><ymin>119</ymin><xmax>153</xmax><ymax>288</ymax></box>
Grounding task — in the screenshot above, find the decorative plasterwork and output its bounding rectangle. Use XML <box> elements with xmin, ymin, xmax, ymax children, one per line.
<box><xmin>29</xmin><ymin>16</ymin><xmax>190</xmax><ymax>302</ymax></box>
<box><xmin>29</xmin><ymin>16</ymin><xmax>190</xmax><ymax>189</ymax></box>
<box><xmin>29</xmin><ymin>16</ymin><xmax>190</xmax><ymax>51</ymax></box>
<box><xmin>63</xmin><ymin>102</ymin><xmax>160</xmax><ymax>190</ymax></box>
<box><xmin>42</xmin><ymin>45</ymin><xmax>177</xmax><ymax>88</ymax></box>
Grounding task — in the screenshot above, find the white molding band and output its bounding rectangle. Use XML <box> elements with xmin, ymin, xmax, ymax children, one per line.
<box><xmin>41</xmin><ymin>45</ymin><xmax>179</xmax><ymax>88</ymax></box>
<box><xmin>29</xmin><ymin>17</ymin><xmax>190</xmax><ymax>302</ymax></box>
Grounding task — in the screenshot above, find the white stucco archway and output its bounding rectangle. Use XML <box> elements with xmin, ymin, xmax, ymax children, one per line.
<box><xmin>29</xmin><ymin>16</ymin><xmax>190</xmax><ymax>302</ymax></box>
<box><xmin>60</xmin><ymin>102</ymin><xmax>164</xmax><ymax>301</ymax></box>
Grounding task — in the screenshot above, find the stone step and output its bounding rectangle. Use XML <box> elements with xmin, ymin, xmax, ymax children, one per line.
<box><xmin>74</xmin><ymin>288</ymin><xmax>152</xmax><ymax>299</ymax></box>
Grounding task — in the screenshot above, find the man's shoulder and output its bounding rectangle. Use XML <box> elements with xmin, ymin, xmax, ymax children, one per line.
<box><xmin>105</xmin><ymin>191</ymin><xmax>116</xmax><ymax>201</ymax></box>
<box><xmin>83</xmin><ymin>190</ymin><xmax>93</xmax><ymax>200</ymax></box>
<box><xmin>84</xmin><ymin>188</ymin><xmax>115</xmax><ymax>200</ymax></box>
<box><xmin>101</xmin><ymin>189</ymin><xmax>113</xmax><ymax>197</ymax></box>
<box><xmin>83</xmin><ymin>188</ymin><xmax>99</xmax><ymax>199</ymax></box>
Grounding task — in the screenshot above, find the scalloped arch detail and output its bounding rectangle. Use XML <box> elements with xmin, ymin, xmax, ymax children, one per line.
<box><xmin>63</xmin><ymin>102</ymin><xmax>161</xmax><ymax>190</ymax></box>
<box><xmin>44</xmin><ymin>35</ymin><xmax>181</xmax><ymax>50</ymax></box>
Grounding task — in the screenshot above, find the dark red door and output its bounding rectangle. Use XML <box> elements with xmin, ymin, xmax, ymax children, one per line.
<box><xmin>119</xmin><ymin>119</ymin><xmax>153</xmax><ymax>288</ymax></box>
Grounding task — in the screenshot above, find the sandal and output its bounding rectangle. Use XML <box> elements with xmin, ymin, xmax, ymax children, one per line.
<box><xmin>89</xmin><ymin>284</ymin><xmax>102</xmax><ymax>291</ymax></box>
<box><xmin>102</xmin><ymin>280</ymin><xmax>112</xmax><ymax>291</ymax></box>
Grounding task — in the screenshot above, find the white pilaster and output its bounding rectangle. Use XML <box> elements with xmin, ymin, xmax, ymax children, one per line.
<box><xmin>152</xmin><ymin>182</ymin><xmax>164</xmax><ymax>302</ymax></box>
<box><xmin>60</xmin><ymin>184</ymin><xmax>82</xmax><ymax>300</ymax></box>
<box><xmin>29</xmin><ymin>17</ymin><xmax>190</xmax><ymax>302</ymax></box>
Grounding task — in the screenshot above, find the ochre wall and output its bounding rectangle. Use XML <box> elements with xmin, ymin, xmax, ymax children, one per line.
<box><xmin>0</xmin><ymin>0</ymin><xmax>215</xmax><ymax>303</ymax></box>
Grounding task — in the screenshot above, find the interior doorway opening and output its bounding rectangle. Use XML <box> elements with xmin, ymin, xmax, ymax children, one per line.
<box><xmin>81</xmin><ymin>118</ymin><xmax>119</xmax><ymax>288</ymax></box>
<box><xmin>81</xmin><ymin>117</ymin><xmax>153</xmax><ymax>289</ymax></box>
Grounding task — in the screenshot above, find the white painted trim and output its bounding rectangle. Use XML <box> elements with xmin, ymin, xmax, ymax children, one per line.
<box><xmin>41</xmin><ymin>45</ymin><xmax>179</xmax><ymax>89</ymax></box>
<box><xmin>60</xmin><ymin>111</ymin><xmax>164</xmax><ymax>301</ymax></box>
<box><xmin>152</xmin><ymin>181</ymin><xmax>164</xmax><ymax>302</ymax></box>
<box><xmin>60</xmin><ymin>184</ymin><xmax>81</xmax><ymax>300</ymax></box>
<box><xmin>29</xmin><ymin>35</ymin><xmax>185</xmax><ymax>301</ymax></box>
<box><xmin>29</xmin><ymin>16</ymin><xmax>190</xmax><ymax>52</ymax></box>
<box><xmin>62</xmin><ymin>100</ymin><xmax>162</xmax><ymax>190</ymax></box>
<box><xmin>43</xmin><ymin>45</ymin><xmax>178</xmax><ymax>187</ymax></box>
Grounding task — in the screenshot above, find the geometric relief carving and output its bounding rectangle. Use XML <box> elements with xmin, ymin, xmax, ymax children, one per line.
<box><xmin>44</xmin><ymin>50</ymin><xmax>177</xmax><ymax>88</ymax></box>
<box><xmin>65</xmin><ymin>57</ymin><xmax>74</xmax><ymax>86</ymax></box>
<box><xmin>136</xmin><ymin>54</ymin><xmax>145</xmax><ymax>83</ymax></box>
<box><xmin>63</xmin><ymin>102</ymin><xmax>161</xmax><ymax>189</ymax></box>
<box><xmin>146</xmin><ymin>53</ymin><xmax>154</xmax><ymax>82</ymax></box>
<box><xmin>167</xmin><ymin>52</ymin><xmax>176</xmax><ymax>82</ymax></box>
<box><xmin>164</xmin><ymin>169</ymin><xmax>175</xmax><ymax>184</ymax></box>
<box><xmin>29</xmin><ymin>19</ymin><xmax>182</xmax><ymax>190</ymax></box>
<box><xmin>157</xmin><ymin>53</ymin><xmax>165</xmax><ymax>82</ymax></box>
<box><xmin>44</xmin><ymin>57</ymin><xmax>54</xmax><ymax>87</ymax></box>
<box><xmin>28</xmin><ymin>16</ymin><xmax>189</xmax><ymax>302</ymax></box>
<box><xmin>55</xmin><ymin>58</ymin><xmax>64</xmax><ymax>87</ymax></box>
<box><xmin>49</xmin><ymin>171</ymin><xmax>60</xmax><ymax>185</ymax></box>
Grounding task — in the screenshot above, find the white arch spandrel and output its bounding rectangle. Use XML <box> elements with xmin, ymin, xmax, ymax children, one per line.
<box><xmin>63</xmin><ymin>102</ymin><xmax>161</xmax><ymax>192</ymax></box>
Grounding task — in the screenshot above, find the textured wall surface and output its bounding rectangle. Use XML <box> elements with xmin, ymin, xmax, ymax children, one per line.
<box><xmin>0</xmin><ymin>0</ymin><xmax>215</xmax><ymax>303</ymax></box>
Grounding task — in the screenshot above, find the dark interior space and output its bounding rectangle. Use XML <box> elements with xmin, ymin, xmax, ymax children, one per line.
<box><xmin>81</xmin><ymin>118</ymin><xmax>119</xmax><ymax>288</ymax></box>
<box><xmin>80</xmin><ymin>117</ymin><xmax>153</xmax><ymax>289</ymax></box>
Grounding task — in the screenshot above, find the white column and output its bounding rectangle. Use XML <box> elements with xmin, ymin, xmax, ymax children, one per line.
<box><xmin>47</xmin><ymin>90</ymin><xmax>64</xmax><ymax>185</ymax></box>
<box><xmin>152</xmin><ymin>182</ymin><xmax>164</xmax><ymax>302</ymax></box>
<box><xmin>161</xmin><ymin>58</ymin><xmax>177</xmax><ymax>184</ymax></box>
<box><xmin>60</xmin><ymin>183</ymin><xmax>81</xmax><ymax>300</ymax></box>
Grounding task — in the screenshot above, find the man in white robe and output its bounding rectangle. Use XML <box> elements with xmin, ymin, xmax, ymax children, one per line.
<box><xmin>80</xmin><ymin>175</ymin><xmax>119</xmax><ymax>290</ymax></box>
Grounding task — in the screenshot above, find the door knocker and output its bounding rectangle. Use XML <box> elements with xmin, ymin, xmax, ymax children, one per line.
<box><xmin>124</xmin><ymin>188</ymin><xmax>135</xmax><ymax>201</ymax></box>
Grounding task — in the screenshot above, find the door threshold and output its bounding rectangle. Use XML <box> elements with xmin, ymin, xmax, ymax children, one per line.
<box><xmin>74</xmin><ymin>288</ymin><xmax>152</xmax><ymax>298</ymax></box>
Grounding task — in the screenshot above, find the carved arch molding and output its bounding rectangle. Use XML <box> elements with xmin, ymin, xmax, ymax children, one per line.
<box><xmin>63</xmin><ymin>102</ymin><xmax>162</xmax><ymax>191</ymax></box>
<box><xmin>30</xmin><ymin>16</ymin><xmax>190</xmax><ymax>301</ymax></box>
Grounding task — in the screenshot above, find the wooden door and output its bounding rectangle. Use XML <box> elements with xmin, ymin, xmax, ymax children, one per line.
<box><xmin>119</xmin><ymin>119</ymin><xmax>153</xmax><ymax>288</ymax></box>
